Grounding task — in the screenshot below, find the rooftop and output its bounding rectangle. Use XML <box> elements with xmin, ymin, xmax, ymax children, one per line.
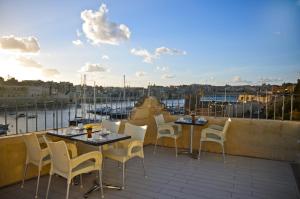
<box><xmin>0</xmin><ymin>145</ymin><xmax>299</xmax><ymax>199</ymax></box>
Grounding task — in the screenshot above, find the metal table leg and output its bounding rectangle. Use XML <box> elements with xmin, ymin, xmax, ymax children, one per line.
<box><xmin>190</xmin><ymin>125</ymin><xmax>194</xmax><ymax>154</ymax></box>
<box><xmin>83</xmin><ymin>146</ymin><xmax>122</xmax><ymax>198</ymax></box>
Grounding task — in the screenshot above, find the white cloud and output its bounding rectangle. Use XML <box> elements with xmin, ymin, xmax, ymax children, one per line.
<box><xmin>79</xmin><ymin>63</ymin><xmax>108</xmax><ymax>73</ymax></box>
<box><xmin>162</xmin><ymin>74</ymin><xmax>175</xmax><ymax>79</ymax></box>
<box><xmin>0</xmin><ymin>35</ymin><xmax>40</xmax><ymax>53</ymax></box>
<box><xmin>131</xmin><ymin>46</ymin><xmax>186</xmax><ymax>64</ymax></box>
<box><xmin>231</xmin><ymin>76</ymin><xmax>252</xmax><ymax>84</ymax></box>
<box><xmin>76</xmin><ymin>29</ymin><xmax>82</xmax><ymax>37</ymax></box>
<box><xmin>130</xmin><ymin>48</ymin><xmax>155</xmax><ymax>63</ymax></box>
<box><xmin>42</xmin><ymin>68</ymin><xmax>59</xmax><ymax>77</ymax></box>
<box><xmin>16</xmin><ymin>56</ymin><xmax>43</xmax><ymax>68</ymax></box>
<box><xmin>80</xmin><ymin>4</ymin><xmax>131</xmax><ymax>45</ymax></box>
<box><xmin>72</xmin><ymin>39</ymin><xmax>83</xmax><ymax>46</ymax></box>
<box><xmin>156</xmin><ymin>66</ymin><xmax>168</xmax><ymax>72</ymax></box>
<box><xmin>258</xmin><ymin>77</ymin><xmax>282</xmax><ymax>84</ymax></box>
<box><xmin>101</xmin><ymin>55</ymin><xmax>110</xmax><ymax>60</ymax></box>
<box><xmin>135</xmin><ymin>71</ymin><xmax>146</xmax><ymax>77</ymax></box>
<box><xmin>155</xmin><ymin>46</ymin><xmax>186</xmax><ymax>56</ymax></box>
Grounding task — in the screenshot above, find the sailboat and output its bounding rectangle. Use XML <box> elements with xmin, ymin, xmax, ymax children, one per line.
<box><xmin>0</xmin><ymin>124</ymin><xmax>9</xmax><ymax>136</ymax></box>
<box><xmin>69</xmin><ymin>75</ymin><xmax>100</xmax><ymax>126</ymax></box>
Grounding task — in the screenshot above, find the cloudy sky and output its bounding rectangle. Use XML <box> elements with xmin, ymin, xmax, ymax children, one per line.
<box><xmin>0</xmin><ymin>0</ymin><xmax>300</xmax><ymax>87</ymax></box>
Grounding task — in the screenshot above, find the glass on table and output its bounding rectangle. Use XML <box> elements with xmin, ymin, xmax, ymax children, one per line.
<box><xmin>92</xmin><ymin>132</ymin><xmax>103</xmax><ymax>140</ymax></box>
<box><xmin>63</xmin><ymin>128</ymin><xmax>73</xmax><ymax>135</ymax></box>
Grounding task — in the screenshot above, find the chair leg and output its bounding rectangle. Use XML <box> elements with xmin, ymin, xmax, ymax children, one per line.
<box><xmin>21</xmin><ymin>163</ymin><xmax>28</xmax><ymax>188</ymax></box>
<box><xmin>66</xmin><ymin>181</ymin><xmax>70</xmax><ymax>199</ymax></box>
<box><xmin>35</xmin><ymin>166</ymin><xmax>41</xmax><ymax>198</ymax></box>
<box><xmin>122</xmin><ymin>162</ymin><xmax>125</xmax><ymax>190</ymax></box>
<box><xmin>98</xmin><ymin>170</ymin><xmax>104</xmax><ymax>199</ymax></box>
<box><xmin>46</xmin><ymin>174</ymin><xmax>52</xmax><ymax>199</ymax></box>
<box><xmin>222</xmin><ymin>144</ymin><xmax>226</xmax><ymax>163</ymax></box>
<box><xmin>141</xmin><ymin>158</ymin><xmax>147</xmax><ymax>178</ymax></box>
<box><xmin>198</xmin><ymin>140</ymin><xmax>202</xmax><ymax>160</ymax></box>
<box><xmin>80</xmin><ymin>174</ymin><xmax>83</xmax><ymax>188</ymax></box>
<box><xmin>174</xmin><ymin>138</ymin><xmax>178</xmax><ymax>157</ymax></box>
<box><xmin>154</xmin><ymin>137</ymin><xmax>159</xmax><ymax>154</ymax></box>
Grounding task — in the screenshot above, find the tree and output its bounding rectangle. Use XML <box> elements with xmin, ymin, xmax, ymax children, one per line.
<box><xmin>294</xmin><ymin>79</ymin><xmax>300</xmax><ymax>112</ymax></box>
<box><xmin>5</xmin><ymin>77</ymin><xmax>18</xmax><ymax>85</ymax></box>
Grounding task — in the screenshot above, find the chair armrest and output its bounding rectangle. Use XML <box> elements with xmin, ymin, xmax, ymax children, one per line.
<box><xmin>165</xmin><ymin>121</ymin><xmax>175</xmax><ymax>126</ymax></box>
<box><xmin>202</xmin><ymin>128</ymin><xmax>223</xmax><ymax>138</ymax></box>
<box><xmin>158</xmin><ymin>124</ymin><xmax>175</xmax><ymax>135</ymax></box>
<box><xmin>70</xmin><ymin>151</ymin><xmax>102</xmax><ymax>169</ymax></box>
<box><xmin>41</xmin><ymin>148</ymin><xmax>49</xmax><ymax>158</ymax></box>
<box><xmin>127</xmin><ymin>140</ymin><xmax>143</xmax><ymax>156</ymax></box>
<box><xmin>208</xmin><ymin>124</ymin><xmax>223</xmax><ymax>131</ymax></box>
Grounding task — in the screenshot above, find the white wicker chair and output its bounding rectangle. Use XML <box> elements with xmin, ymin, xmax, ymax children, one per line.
<box><xmin>103</xmin><ymin>123</ymin><xmax>147</xmax><ymax>189</ymax></box>
<box><xmin>45</xmin><ymin>140</ymin><xmax>103</xmax><ymax>199</ymax></box>
<box><xmin>198</xmin><ymin>118</ymin><xmax>231</xmax><ymax>162</ymax></box>
<box><xmin>101</xmin><ymin>119</ymin><xmax>121</xmax><ymax>134</ymax></box>
<box><xmin>21</xmin><ymin>133</ymin><xmax>51</xmax><ymax>198</ymax></box>
<box><xmin>153</xmin><ymin>114</ymin><xmax>182</xmax><ymax>157</ymax></box>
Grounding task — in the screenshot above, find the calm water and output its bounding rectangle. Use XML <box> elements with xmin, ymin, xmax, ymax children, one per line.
<box><xmin>0</xmin><ymin>96</ymin><xmax>237</xmax><ymax>134</ymax></box>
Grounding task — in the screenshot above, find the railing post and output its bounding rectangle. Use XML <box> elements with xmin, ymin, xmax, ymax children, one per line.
<box><xmin>242</xmin><ymin>101</ymin><xmax>245</xmax><ymax>118</ymax></box>
<box><xmin>106</xmin><ymin>96</ymin><xmax>108</xmax><ymax>117</ymax></box>
<box><xmin>235</xmin><ymin>102</ymin><xmax>238</xmax><ymax>118</ymax></box>
<box><xmin>274</xmin><ymin>95</ymin><xmax>277</xmax><ymax>120</ymax></box>
<box><xmin>208</xmin><ymin>101</ymin><xmax>210</xmax><ymax>117</ymax></box>
<box><xmin>177</xmin><ymin>94</ymin><xmax>180</xmax><ymax>114</ymax></box>
<box><xmin>61</xmin><ymin>101</ymin><xmax>63</xmax><ymax>128</ymax></box>
<box><xmin>171</xmin><ymin>95</ymin><xmax>174</xmax><ymax>113</ymax></box>
<box><xmin>282</xmin><ymin>95</ymin><xmax>285</xmax><ymax>121</ymax></box>
<box><xmin>56</xmin><ymin>101</ymin><xmax>58</xmax><ymax>129</ymax></box>
<box><xmin>68</xmin><ymin>102</ymin><xmax>71</xmax><ymax>124</ymax></box>
<box><xmin>25</xmin><ymin>103</ymin><xmax>28</xmax><ymax>133</ymax></box>
<box><xmin>44</xmin><ymin>102</ymin><xmax>47</xmax><ymax>130</ymax></box>
<box><xmin>201</xmin><ymin>99</ymin><xmax>203</xmax><ymax>116</ymax></box>
<box><xmin>4</xmin><ymin>106</ymin><xmax>7</xmax><ymax>125</ymax></box>
<box><xmin>266</xmin><ymin>91</ymin><xmax>268</xmax><ymax>119</ymax></box>
<box><xmin>94</xmin><ymin>97</ymin><xmax>96</xmax><ymax>122</ymax></box>
<box><xmin>290</xmin><ymin>94</ymin><xmax>293</xmax><ymax>121</ymax></box>
<box><xmin>221</xmin><ymin>102</ymin><xmax>224</xmax><ymax>117</ymax></box>
<box><xmin>250</xmin><ymin>102</ymin><xmax>253</xmax><ymax>119</ymax></box>
<box><xmin>214</xmin><ymin>102</ymin><xmax>217</xmax><ymax>118</ymax></box>
<box><xmin>188</xmin><ymin>94</ymin><xmax>191</xmax><ymax>114</ymax></box>
<box><xmin>257</xmin><ymin>92</ymin><xmax>260</xmax><ymax>120</ymax></box>
<box><xmin>52</xmin><ymin>102</ymin><xmax>55</xmax><ymax>129</ymax></box>
<box><xmin>35</xmin><ymin>100</ymin><xmax>38</xmax><ymax>131</ymax></box>
<box><xmin>15</xmin><ymin>101</ymin><xmax>18</xmax><ymax>134</ymax></box>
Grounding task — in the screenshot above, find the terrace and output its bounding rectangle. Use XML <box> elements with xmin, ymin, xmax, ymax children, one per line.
<box><xmin>0</xmin><ymin>97</ymin><xmax>299</xmax><ymax>199</ymax></box>
<box><xmin>0</xmin><ymin>146</ymin><xmax>298</xmax><ymax>199</ymax></box>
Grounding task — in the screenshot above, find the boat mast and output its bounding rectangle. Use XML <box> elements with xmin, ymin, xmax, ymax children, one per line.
<box><xmin>93</xmin><ymin>81</ymin><xmax>96</xmax><ymax>121</ymax></box>
<box><xmin>123</xmin><ymin>75</ymin><xmax>126</xmax><ymax>100</ymax></box>
<box><xmin>82</xmin><ymin>74</ymin><xmax>86</xmax><ymax>118</ymax></box>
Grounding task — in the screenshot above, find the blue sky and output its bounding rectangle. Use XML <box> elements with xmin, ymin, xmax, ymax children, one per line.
<box><xmin>0</xmin><ymin>0</ymin><xmax>300</xmax><ymax>87</ymax></box>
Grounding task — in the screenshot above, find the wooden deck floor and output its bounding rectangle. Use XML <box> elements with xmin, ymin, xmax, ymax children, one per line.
<box><xmin>0</xmin><ymin>145</ymin><xmax>299</xmax><ymax>199</ymax></box>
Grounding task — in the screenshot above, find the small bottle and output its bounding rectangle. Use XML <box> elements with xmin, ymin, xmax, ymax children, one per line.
<box><xmin>87</xmin><ymin>127</ymin><xmax>92</xmax><ymax>138</ymax></box>
<box><xmin>191</xmin><ymin>112</ymin><xmax>196</xmax><ymax>123</ymax></box>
